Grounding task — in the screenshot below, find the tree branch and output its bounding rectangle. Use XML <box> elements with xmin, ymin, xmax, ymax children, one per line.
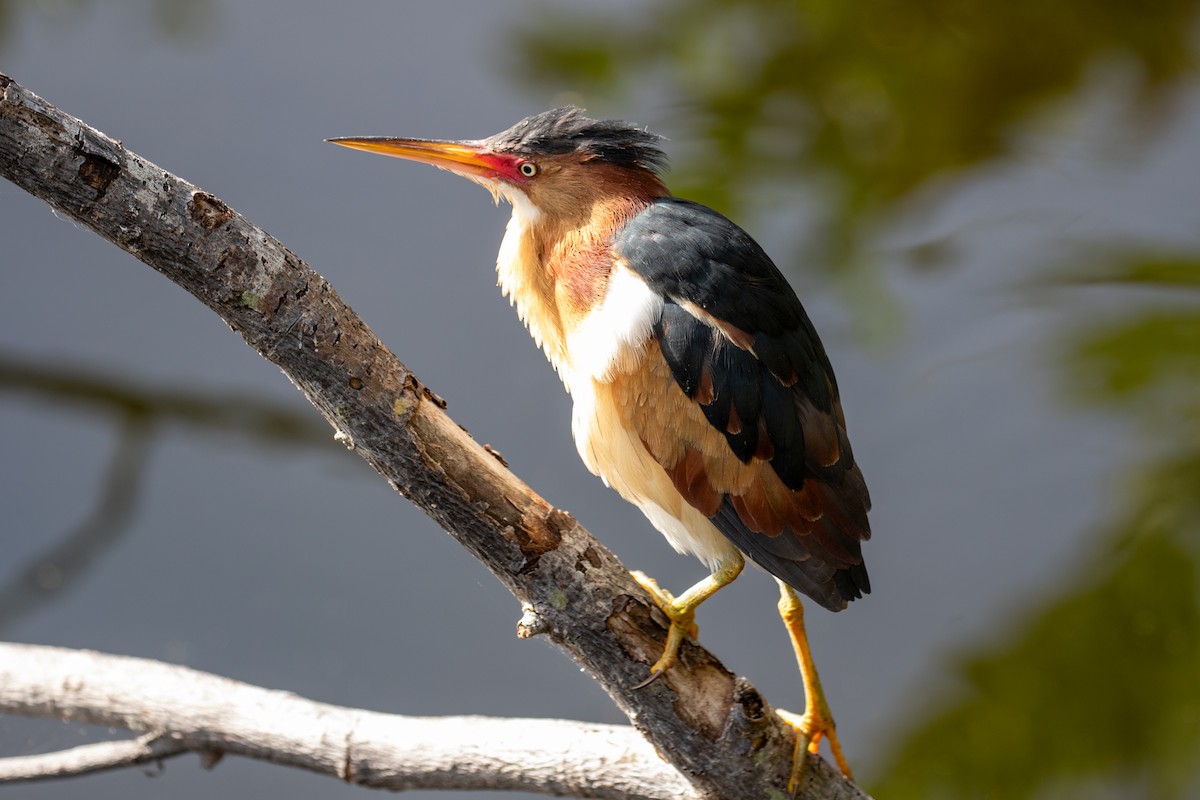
<box><xmin>0</xmin><ymin>641</ymin><xmax>695</xmax><ymax>799</ymax></box>
<box><xmin>0</xmin><ymin>72</ymin><xmax>868</xmax><ymax>800</ymax></box>
<box><xmin>0</xmin><ymin>732</ymin><xmax>187</xmax><ymax>783</ymax></box>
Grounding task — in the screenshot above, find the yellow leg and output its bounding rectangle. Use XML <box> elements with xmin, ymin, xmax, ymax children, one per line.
<box><xmin>776</xmin><ymin>581</ymin><xmax>853</xmax><ymax>794</ymax></box>
<box><xmin>630</xmin><ymin>553</ymin><xmax>744</xmax><ymax>686</ymax></box>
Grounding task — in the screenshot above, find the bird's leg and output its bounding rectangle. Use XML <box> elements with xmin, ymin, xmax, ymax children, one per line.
<box><xmin>775</xmin><ymin>581</ymin><xmax>852</xmax><ymax>794</ymax></box>
<box><xmin>630</xmin><ymin>552</ymin><xmax>744</xmax><ymax>685</ymax></box>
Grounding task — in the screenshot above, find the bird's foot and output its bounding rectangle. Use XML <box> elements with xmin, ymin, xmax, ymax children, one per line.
<box><xmin>776</xmin><ymin>705</ymin><xmax>853</xmax><ymax>796</ymax></box>
<box><xmin>775</xmin><ymin>581</ymin><xmax>853</xmax><ymax>792</ymax></box>
<box><xmin>630</xmin><ymin>570</ymin><xmax>700</xmax><ymax>638</ymax></box>
<box><xmin>629</xmin><ymin>570</ymin><xmax>699</xmax><ymax>687</ymax></box>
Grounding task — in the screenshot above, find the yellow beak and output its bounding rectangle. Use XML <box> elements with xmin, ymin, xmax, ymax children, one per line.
<box><xmin>325</xmin><ymin>137</ymin><xmax>502</xmax><ymax>179</ymax></box>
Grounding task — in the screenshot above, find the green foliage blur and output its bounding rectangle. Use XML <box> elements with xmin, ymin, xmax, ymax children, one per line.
<box><xmin>514</xmin><ymin>0</ymin><xmax>1195</xmax><ymax>268</ymax></box>
<box><xmin>875</xmin><ymin>256</ymin><xmax>1200</xmax><ymax>797</ymax></box>
<box><xmin>514</xmin><ymin>2</ymin><xmax>1200</xmax><ymax>797</ymax></box>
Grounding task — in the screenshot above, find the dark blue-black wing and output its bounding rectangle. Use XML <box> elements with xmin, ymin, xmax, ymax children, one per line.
<box><xmin>614</xmin><ymin>197</ymin><xmax>871</xmax><ymax>610</ymax></box>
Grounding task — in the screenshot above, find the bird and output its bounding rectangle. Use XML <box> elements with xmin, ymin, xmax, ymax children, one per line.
<box><xmin>328</xmin><ymin>107</ymin><xmax>871</xmax><ymax>791</ymax></box>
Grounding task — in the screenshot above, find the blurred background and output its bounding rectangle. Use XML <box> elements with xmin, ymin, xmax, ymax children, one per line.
<box><xmin>2</xmin><ymin>1</ymin><xmax>1198</xmax><ymax>798</ymax></box>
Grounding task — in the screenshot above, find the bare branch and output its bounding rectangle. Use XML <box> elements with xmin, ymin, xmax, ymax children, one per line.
<box><xmin>0</xmin><ymin>732</ymin><xmax>187</xmax><ymax>782</ymax></box>
<box><xmin>0</xmin><ymin>642</ymin><xmax>695</xmax><ymax>799</ymax></box>
<box><xmin>0</xmin><ymin>72</ymin><xmax>869</xmax><ymax>800</ymax></box>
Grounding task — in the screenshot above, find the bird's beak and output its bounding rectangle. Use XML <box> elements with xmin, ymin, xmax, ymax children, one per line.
<box><xmin>325</xmin><ymin>137</ymin><xmax>503</xmax><ymax>180</ymax></box>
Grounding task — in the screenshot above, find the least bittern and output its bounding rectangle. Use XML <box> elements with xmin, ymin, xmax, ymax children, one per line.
<box><xmin>330</xmin><ymin>108</ymin><xmax>871</xmax><ymax>793</ymax></box>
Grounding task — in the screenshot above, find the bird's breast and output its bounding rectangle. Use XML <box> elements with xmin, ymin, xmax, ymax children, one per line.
<box><xmin>497</xmin><ymin>196</ymin><xmax>661</xmax><ymax>388</ymax></box>
<box><xmin>495</xmin><ymin>191</ymin><xmax>566</xmax><ymax>370</ymax></box>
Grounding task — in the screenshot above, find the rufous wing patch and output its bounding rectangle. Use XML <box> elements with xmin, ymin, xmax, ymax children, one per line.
<box><xmin>796</xmin><ymin>395</ymin><xmax>841</xmax><ymax>468</ymax></box>
<box><xmin>696</xmin><ymin>362</ymin><xmax>715</xmax><ymax>405</ymax></box>
<box><xmin>616</xmin><ymin>340</ymin><xmax>869</xmax><ymax>577</ymax></box>
<box><xmin>726</xmin><ymin>403</ymin><xmax>743</xmax><ymax>435</ymax></box>
<box><xmin>665</xmin><ymin>446</ymin><xmax>723</xmax><ymax>517</ymax></box>
<box><xmin>730</xmin><ymin>479</ymin><xmax>783</xmax><ymax>537</ymax></box>
<box><xmin>754</xmin><ymin>417</ymin><xmax>774</xmax><ymax>461</ymax></box>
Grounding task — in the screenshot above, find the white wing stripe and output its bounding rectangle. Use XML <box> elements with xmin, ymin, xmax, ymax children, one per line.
<box><xmin>566</xmin><ymin>261</ymin><xmax>663</xmax><ymax>383</ymax></box>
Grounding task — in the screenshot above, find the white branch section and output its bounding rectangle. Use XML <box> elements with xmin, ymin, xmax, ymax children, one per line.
<box><xmin>0</xmin><ymin>642</ymin><xmax>696</xmax><ymax>799</ymax></box>
<box><xmin>0</xmin><ymin>733</ymin><xmax>187</xmax><ymax>781</ymax></box>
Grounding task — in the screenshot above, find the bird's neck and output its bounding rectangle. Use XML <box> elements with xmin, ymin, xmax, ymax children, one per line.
<box><xmin>496</xmin><ymin>191</ymin><xmax>656</xmax><ymax>382</ymax></box>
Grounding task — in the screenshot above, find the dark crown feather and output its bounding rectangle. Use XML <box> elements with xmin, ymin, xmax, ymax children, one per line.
<box><xmin>485</xmin><ymin>107</ymin><xmax>668</xmax><ymax>175</ymax></box>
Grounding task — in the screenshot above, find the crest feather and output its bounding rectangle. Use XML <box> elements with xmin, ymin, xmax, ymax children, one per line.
<box><xmin>485</xmin><ymin>107</ymin><xmax>668</xmax><ymax>175</ymax></box>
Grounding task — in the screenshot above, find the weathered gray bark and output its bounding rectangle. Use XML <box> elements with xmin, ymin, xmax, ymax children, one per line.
<box><xmin>0</xmin><ymin>642</ymin><xmax>696</xmax><ymax>799</ymax></box>
<box><xmin>0</xmin><ymin>72</ymin><xmax>868</xmax><ymax>800</ymax></box>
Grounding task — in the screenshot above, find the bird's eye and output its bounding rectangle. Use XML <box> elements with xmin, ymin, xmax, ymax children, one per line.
<box><xmin>519</xmin><ymin>161</ymin><xmax>539</xmax><ymax>177</ymax></box>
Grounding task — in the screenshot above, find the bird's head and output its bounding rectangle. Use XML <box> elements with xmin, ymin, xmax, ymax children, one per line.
<box><xmin>328</xmin><ymin>107</ymin><xmax>669</xmax><ymax>220</ymax></box>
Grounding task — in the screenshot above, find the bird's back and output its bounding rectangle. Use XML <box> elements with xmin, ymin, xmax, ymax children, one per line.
<box><xmin>566</xmin><ymin>198</ymin><xmax>871</xmax><ymax>611</ymax></box>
